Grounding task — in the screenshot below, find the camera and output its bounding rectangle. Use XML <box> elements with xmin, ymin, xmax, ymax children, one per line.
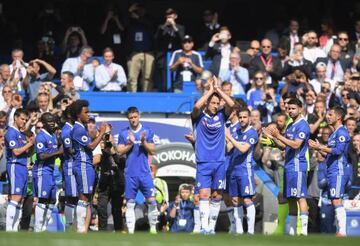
<box><xmin>265</xmin><ymin>93</ymin><xmax>272</xmax><ymax>100</ymax></box>
<box><xmin>103</xmin><ymin>132</ymin><xmax>112</xmax><ymax>148</ymax></box>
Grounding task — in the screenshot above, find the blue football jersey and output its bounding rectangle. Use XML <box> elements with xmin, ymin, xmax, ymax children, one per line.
<box><xmin>5</xmin><ymin>126</ymin><xmax>28</xmax><ymax>166</ymax></box>
<box><xmin>230</xmin><ymin>126</ymin><xmax>259</xmax><ymax>176</ymax></box>
<box><xmin>193</xmin><ymin>109</ymin><xmax>227</xmax><ymax>163</ymax></box>
<box><xmin>61</xmin><ymin>122</ymin><xmax>73</xmax><ymax>162</ymax></box>
<box><xmin>284</xmin><ymin>118</ymin><xmax>310</xmax><ymax>172</ymax></box>
<box><xmin>71</xmin><ymin>121</ymin><xmax>92</xmax><ymax>167</ymax></box>
<box><xmin>326</xmin><ymin>125</ymin><xmax>350</xmax><ymax>175</ymax></box>
<box><xmin>226</xmin><ymin>121</ymin><xmax>241</xmax><ymax>157</ymax></box>
<box><xmin>33</xmin><ymin>129</ymin><xmax>58</xmax><ymax>176</ymax></box>
<box><xmin>118</xmin><ymin>124</ymin><xmax>155</xmax><ymax>177</ymax></box>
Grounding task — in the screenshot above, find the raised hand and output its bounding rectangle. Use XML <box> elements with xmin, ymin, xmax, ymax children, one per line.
<box><xmin>140</xmin><ymin>131</ymin><xmax>146</xmax><ymax>143</ymax></box>
<box><xmin>128</xmin><ymin>130</ymin><xmax>135</xmax><ymax>144</ymax></box>
<box><xmin>308</xmin><ymin>139</ymin><xmax>321</xmax><ymax>150</ymax></box>
<box><xmin>99</xmin><ymin>122</ymin><xmax>108</xmax><ymax>134</ymax></box>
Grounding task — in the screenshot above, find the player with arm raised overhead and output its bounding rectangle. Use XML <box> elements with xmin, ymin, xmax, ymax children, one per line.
<box><xmin>191</xmin><ymin>76</ymin><xmax>235</xmax><ymax>234</ymax></box>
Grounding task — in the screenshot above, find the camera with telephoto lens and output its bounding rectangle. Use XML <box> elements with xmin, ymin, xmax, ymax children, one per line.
<box><xmin>103</xmin><ymin>132</ymin><xmax>112</xmax><ymax>148</ymax></box>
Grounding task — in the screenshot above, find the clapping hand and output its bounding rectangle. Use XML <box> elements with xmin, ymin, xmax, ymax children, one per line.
<box><xmin>308</xmin><ymin>139</ymin><xmax>321</xmax><ymax>150</ymax></box>
<box><xmin>128</xmin><ymin>130</ymin><xmax>135</xmax><ymax>144</ymax></box>
<box><xmin>140</xmin><ymin>131</ymin><xmax>146</xmax><ymax>143</ymax></box>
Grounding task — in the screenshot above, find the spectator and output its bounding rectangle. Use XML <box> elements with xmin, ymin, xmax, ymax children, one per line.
<box><xmin>336</xmin><ymin>31</ymin><xmax>354</xmax><ymax>60</ymax></box>
<box><xmin>313</xmin><ymin>44</ymin><xmax>352</xmax><ymax>89</ymax></box>
<box><xmin>55</xmin><ymin>71</ymin><xmax>80</xmax><ymax>103</ymax></box>
<box><xmin>9</xmin><ymin>48</ymin><xmax>28</xmax><ymax>82</ymax></box>
<box><xmin>247</xmin><ymin>71</ymin><xmax>267</xmax><ymax>109</ymax></box>
<box><xmin>61</xmin><ymin>46</ymin><xmax>94</xmax><ymax>91</ymax></box>
<box><xmin>249</xmin><ymin>38</ymin><xmax>282</xmax><ymax>88</ymax></box>
<box><xmin>218</xmin><ymin>51</ymin><xmax>249</xmax><ymax>95</ymax></box>
<box><xmin>277</xmin><ymin>44</ymin><xmax>289</xmax><ymax>69</ymax></box>
<box><xmin>319</xmin><ymin>18</ymin><xmax>336</xmax><ymax>54</ymax></box>
<box><xmin>126</xmin><ymin>3</ymin><xmax>155</xmax><ymax>92</ymax></box>
<box><xmin>100</xmin><ymin>3</ymin><xmax>125</xmax><ymax>64</ymax></box>
<box><xmin>349</xmin><ymin>18</ymin><xmax>360</xmax><ymax>43</ymax></box>
<box><xmin>283</xmin><ymin>42</ymin><xmax>313</xmax><ymax>78</ymax></box>
<box><xmin>257</xmin><ymin>86</ymin><xmax>277</xmax><ymax>124</ymax></box>
<box><xmin>95</xmin><ymin>48</ymin><xmax>127</xmax><ymax>91</ymax></box>
<box><xmin>168</xmin><ymin>184</ymin><xmax>195</xmax><ymax>233</ymax></box>
<box><xmin>307</xmin><ymin>100</ymin><xmax>327</xmax><ymax>140</ymax></box>
<box><xmin>36</xmin><ymin>92</ymin><xmax>51</xmax><ymax>113</ymax></box>
<box><xmin>197</xmin><ymin>9</ymin><xmax>220</xmax><ymax>50</ymax></box>
<box><xmin>309</xmin><ymin>62</ymin><xmax>327</xmax><ymax>94</ymax></box>
<box><xmin>22</xmin><ymin>59</ymin><xmax>56</xmax><ymax>102</ymax></box>
<box><xmin>348</xmin><ymin>133</ymin><xmax>360</xmax><ymax>199</ymax></box>
<box><xmin>206</xmin><ymin>26</ymin><xmax>234</xmax><ymax>77</ymax></box>
<box><xmin>345</xmin><ymin>117</ymin><xmax>358</xmax><ymax>137</ymax></box>
<box><xmin>280</xmin><ymin>19</ymin><xmax>301</xmax><ymax>56</ymax></box>
<box><xmin>0</xmin><ymin>85</ymin><xmax>12</xmax><ymax>112</ymax></box>
<box><xmin>241</xmin><ymin>40</ymin><xmax>260</xmax><ymax>69</ymax></box>
<box><xmin>0</xmin><ymin>64</ymin><xmax>11</xmax><ymax>86</ymax></box>
<box><xmin>250</xmin><ymin>109</ymin><xmax>262</xmax><ymax>131</ymax></box>
<box><xmin>304</xmin><ymin>89</ymin><xmax>317</xmax><ymax>116</ymax></box>
<box><xmin>169</xmin><ymin>35</ymin><xmax>203</xmax><ymax>92</ymax></box>
<box><xmin>154</xmin><ymin>8</ymin><xmax>185</xmax><ymax>91</ymax></box>
<box><xmin>61</xmin><ymin>26</ymin><xmax>88</xmax><ymax>59</ymax></box>
<box><xmin>303</xmin><ymin>31</ymin><xmax>327</xmax><ymax>63</ymax></box>
<box><xmin>281</xmin><ymin>69</ymin><xmax>311</xmax><ymax>96</ymax></box>
<box><xmin>0</xmin><ymin>111</ymin><xmax>6</xmax><ymax>129</ymax></box>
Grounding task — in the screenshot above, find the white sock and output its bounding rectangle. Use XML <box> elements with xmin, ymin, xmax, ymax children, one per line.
<box><xmin>300</xmin><ymin>212</ymin><xmax>308</xmax><ymax>236</ymax></box>
<box><xmin>14</xmin><ymin>204</ymin><xmax>22</xmax><ymax>231</ymax></box>
<box><xmin>34</xmin><ymin>203</ymin><xmax>47</xmax><ymax>232</ymax></box>
<box><xmin>208</xmin><ymin>199</ymin><xmax>221</xmax><ymax>232</ymax></box>
<box><xmin>193</xmin><ymin>205</ymin><xmax>201</xmax><ymax>233</ymax></box>
<box><xmin>246</xmin><ymin>203</ymin><xmax>256</xmax><ymax>234</ymax></box>
<box><xmin>233</xmin><ymin>205</ymin><xmax>244</xmax><ymax>234</ymax></box>
<box><xmin>64</xmin><ymin>203</ymin><xmax>75</xmax><ymax>227</ymax></box>
<box><xmin>76</xmin><ymin>200</ymin><xmax>88</xmax><ymax>233</ymax></box>
<box><xmin>147</xmin><ymin>201</ymin><xmax>158</xmax><ymax>233</ymax></box>
<box><xmin>126</xmin><ymin>202</ymin><xmax>136</xmax><ymax>234</ymax></box>
<box><xmin>288</xmin><ymin>215</ymin><xmax>297</xmax><ymax>236</ymax></box>
<box><xmin>199</xmin><ymin>199</ymin><xmax>210</xmax><ymax>232</ymax></box>
<box><xmin>6</xmin><ymin>200</ymin><xmax>20</xmax><ymax>232</ymax></box>
<box><xmin>335</xmin><ymin>205</ymin><xmax>347</xmax><ymax>235</ymax></box>
<box><xmin>226</xmin><ymin>206</ymin><xmax>235</xmax><ymax>233</ymax></box>
<box><xmin>44</xmin><ymin>204</ymin><xmax>55</xmax><ymax>231</ymax></box>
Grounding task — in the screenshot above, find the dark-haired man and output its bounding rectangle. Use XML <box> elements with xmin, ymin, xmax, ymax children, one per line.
<box><xmin>33</xmin><ymin>112</ymin><xmax>63</xmax><ymax>232</ymax></box>
<box><xmin>117</xmin><ymin>106</ymin><xmax>158</xmax><ymax>234</ymax></box>
<box><xmin>5</xmin><ymin>109</ymin><xmax>35</xmax><ymax>231</ymax></box>
<box><xmin>70</xmin><ymin>100</ymin><xmax>107</xmax><ymax>233</ymax></box>
<box><xmin>309</xmin><ymin>106</ymin><xmax>350</xmax><ymax>236</ymax></box>
<box><xmin>265</xmin><ymin>98</ymin><xmax>310</xmax><ymax>236</ymax></box>
<box><xmin>225</xmin><ymin>107</ymin><xmax>259</xmax><ymax>235</ymax></box>
<box><xmin>191</xmin><ymin>77</ymin><xmax>235</xmax><ymax>234</ymax></box>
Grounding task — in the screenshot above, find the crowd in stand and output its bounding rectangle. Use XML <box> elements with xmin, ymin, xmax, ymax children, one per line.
<box><xmin>0</xmin><ymin>1</ymin><xmax>359</xmax><ymax>235</ymax></box>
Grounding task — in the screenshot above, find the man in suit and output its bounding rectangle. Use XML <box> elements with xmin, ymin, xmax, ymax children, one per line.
<box><xmin>280</xmin><ymin>19</ymin><xmax>301</xmax><ymax>56</ymax></box>
<box><xmin>249</xmin><ymin>38</ymin><xmax>282</xmax><ymax>88</ymax></box>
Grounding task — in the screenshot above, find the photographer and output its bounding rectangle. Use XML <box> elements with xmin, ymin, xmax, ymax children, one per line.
<box><xmin>97</xmin><ymin>124</ymin><xmax>125</xmax><ymax>231</ymax></box>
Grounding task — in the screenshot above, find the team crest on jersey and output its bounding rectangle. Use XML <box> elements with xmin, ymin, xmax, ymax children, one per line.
<box><xmin>299</xmin><ymin>132</ymin><xmax>305</xmax><ymax>139</ymax></box>
<box><xmin>213</xmin><ymin>115</ymin><xmax>219</xmax><ymax>121</ymax></box>
<box><xmin>37</xmin><ymin>143</ymin><xmax>44</xmax><ymax>149</ymax></box>
<box><xmin>9</xmin><ymin>140</ymin><xmax>16</xmax><ymax>147</ymax></box>
<box><xmin>232</xmin><ymin>127</ymin><xmax>237</xmax><ymax>132</ymax></box>
<box><xmin>42</xmin><ymin>191</ymin><xmax>47</xmax><ymax>196</ymax></box>
<box><xmin>15</xmin><ymin>187</ymin><xmax>20</xmax><ymax>193</ymax></box>
<box><xmin>64</xmin><ymin>138</ymin><xmax>71</xmax><ymax>145</ymax></box>
<box><xmin>81</xmin><ymin>136</ymin><xmax>88</xmax><ymax>142</ymax></box>
<box><xmin>339</xmin><ymin>136</ymin><xmax>345</xmax><ymax>142</ymax></box>
<box><xmin>249</xmin><ymin>138</ymin><xmax>255</xmax><ymax>144</ymax></box>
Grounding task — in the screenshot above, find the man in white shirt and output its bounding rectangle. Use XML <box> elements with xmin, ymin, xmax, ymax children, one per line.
<box><xmin>61</xmin><ymin>46</ymin><xmax>94</xmax><ymax>91</ymax></box>
<box><xmin>303</xmin><ymin>31</ymin><xmax>326</xmax><ymax>63</ymax></box>
<box><xmin>9</xmin><ymin>49</ymin><xmax>28</xmax><ymax>82</ymax></box>
<box><xmin>309</xmin><ymin>62</ymin><xmax>327</xmax><ymax>94</ymax></box>
<box><xmin>95</xmin><ymin>48</ymin><xmax>127</xmax><ymax>91</ymax></box>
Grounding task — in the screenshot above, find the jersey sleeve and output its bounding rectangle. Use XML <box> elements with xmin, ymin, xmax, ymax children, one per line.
<box><xmin>244</xmin><ymin>130</ymin><xmax>259</xmax><ymax>146</ymax></box>
<box><xmin>145</xmin><ymin>128</ymin><xmax>155</xmax><ymax>144</ymax></box>
<box><xmin>117</xmin><ymin>130</ymin><xmax>127</xmax><ymax>145</ymax></box>
<box><xmin>35</xmin><ymin>135</ymin><xmax>48</xmax><ymax>154</ymax></box>
<box><xmin>61</xmin><ymin>129</ymin><xmax>72</xmax><ymax>149</ymax></box>
<box><xmin>72</xmin><ymin>127</ymin><xmax>91</xmax><ymax>147</ymax></box>
<box><xmin>331</xmin><ymin>129</ymin><xmax>350</xmax><ymax>155</ymax></box>
<box><xmin>294</xmin><ymin>122</ymin><xmax>310</xmax><ymax>141</ymax></box>
<box><xmin>5</xmin><ymin>131</ymin><xmax>20</xmax><ymax>150</ymax></box>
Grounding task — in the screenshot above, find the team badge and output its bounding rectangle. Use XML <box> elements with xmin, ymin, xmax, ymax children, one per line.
<box><xmin>37</xmin><ymin>143</ymin><xmax>44</xmax><ymax>149</ymax></box>
<box><xmin>299</xmin><ymin>132</ymin><xmax>305</xmax><ymax>139</ymax></box>
<box><xmin>213</xmin><ymin>116</ymin><xmax>219</xmax><ymax>121</ymax></box>
<box><xmin>15</xmin><ymin>187</ymin><xmax>20</xmax><ymax>193</ymax></box>
<box><xmin>249</xmin><ymin>138</ymin><xmax>255</xmax><ymax>144</ymax></box>
<box><xmin>9</xmin><ymin>140</ymin><xmax>16</xmax><ymax>147</ymax></box>
<box><xmin>42</xmin><ymin>191</ymin><xmax>47</xmax><ymax>196</ymax></box>
<box><xmin>64</xmin><ymin>138</ymin><xmax>71</xmax><ymax>145</ymax></box>
<box><xmin>339</xmin><ymin>136</ymin><xmax>345</xmax><ymax>142</ymax></box>
<box><xmin>81</xmin><ymin>136</ymin><xmax>88</xmax><ymax>142</ymax></box>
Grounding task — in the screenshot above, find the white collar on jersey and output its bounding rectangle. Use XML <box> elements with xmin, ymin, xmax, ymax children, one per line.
<box><xmin>9</xmin><ymin>125</ymin><xmax>20</xmax><ymax>132</ymax></box>
<box><xmin>230</xmin><ymin>121</ymin><xmax>239</xmax><ymax>128</ymax></box>
<box><xmin>241</xmin><ymin>125</ymin><xmax>252</xmax><ymax>133</ymax></box>
<box><xmin>65</xmin><ymin>122</ymin><xmax>73</xmax><ymax>129</ymax></box>
<box><xmin>292</xmin><ymin>116</ymin><xmax>305</xmax><ymax>125</ymax></box>
<box><xmin>41</xmin><ymin>128</ymin><xmax>53</xmax><ymax>138</ymax></box>
<box><xmin>75</xmin><ymin>121</ymin><xmax>85</xmax><ymax>128</ymax></box>
<box><xmin>332</xmin><ymin>124</ymin><xmax>344</xmax><ymax>135</ymax></box>
<box><xmin>130</xmin><ymin>123</ymin><xmax>143</xmax><ymax>133</ymax></box>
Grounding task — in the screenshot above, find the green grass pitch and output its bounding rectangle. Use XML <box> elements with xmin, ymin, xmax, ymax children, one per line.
<box><xmin>0</xmin><ymin>232</ymin><xmax>359</xmax><ymax>246</ymax></box>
